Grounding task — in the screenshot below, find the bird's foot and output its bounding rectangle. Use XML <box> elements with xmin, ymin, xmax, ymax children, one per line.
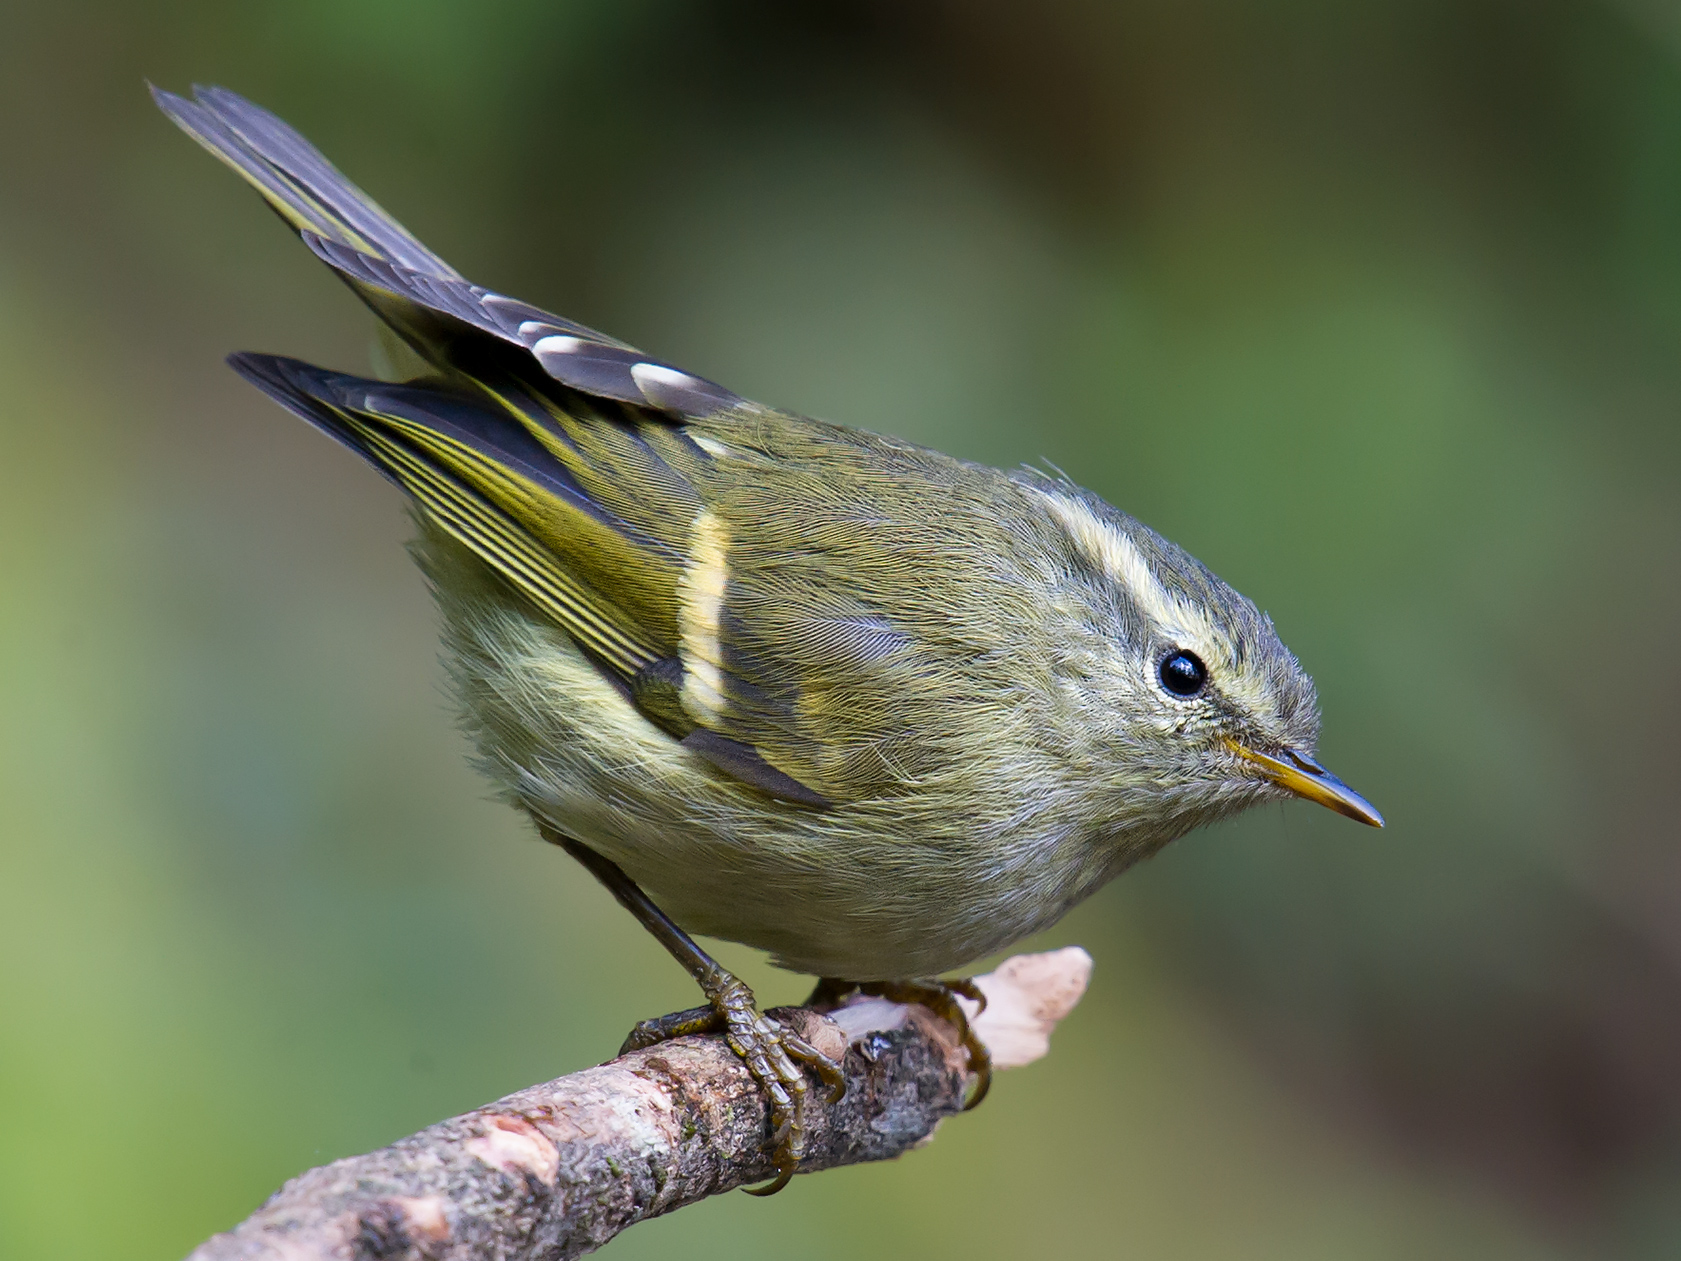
<box><xmin>809</xmin><ymin>975</ymin><xmax>993</xmax><ymax>1110</ymax></box>
<box><xmin>621</xmin><ymin>1003</ymin><xmax>724</xmax><ymax>1050</ymax></box>
<box><xmin>620</xmin><ymin>976</ymin><xmax>844</xmax><ymax>1195</ymax></box>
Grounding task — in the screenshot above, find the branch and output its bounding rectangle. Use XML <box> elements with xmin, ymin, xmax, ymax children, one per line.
<box><xmin>186</xmin><ymin>948</ymin><xmax>1092</xmax><ymax>1261</ymax></box>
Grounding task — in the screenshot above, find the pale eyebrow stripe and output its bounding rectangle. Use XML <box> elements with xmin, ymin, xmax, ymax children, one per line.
<box><xmin>678</xmin><ymin>509</ymin><xmax>731</xmax><ymax>722</ymax></box>
<box><xmin>1036</xmin><ymin>490</ymin><xmax>1217</xmax><ymax>648</ymax></box>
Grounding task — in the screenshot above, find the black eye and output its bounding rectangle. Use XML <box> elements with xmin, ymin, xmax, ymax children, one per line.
<box><xmin>1159</xmin><ymin>651</ymin><xmax>1207</xmax><ymax>697</ymax></box>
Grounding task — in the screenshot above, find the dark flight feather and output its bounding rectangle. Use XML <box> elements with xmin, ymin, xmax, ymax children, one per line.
<box><xmin>154</xmin><ymin>84</ymin><xmax>742</xmax><ymax>419</ymax></box>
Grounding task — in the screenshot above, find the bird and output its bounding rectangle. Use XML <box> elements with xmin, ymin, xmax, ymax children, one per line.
<box><xmin>154</xmin><ymin>83</ymin><xmax>1382</xmax><ymax>1194</ymax></box>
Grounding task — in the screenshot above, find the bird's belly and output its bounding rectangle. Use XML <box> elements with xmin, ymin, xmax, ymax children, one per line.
<box><xmin>524</xmin><ymin>749</ymin><xmax>1097</xmax><ymax>978</ymax></box>
<box><xmin>430</xmin><ymin>554</ymin><xmax>1109</xmax><ymax>980</ymax></box>
<box><xmin>612</xmin><ymin>823</ymin><xmax>1083</xmax><ymax>979</ymax></box>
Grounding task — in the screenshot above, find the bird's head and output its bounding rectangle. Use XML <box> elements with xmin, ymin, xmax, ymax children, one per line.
<box><xmin>1024</xmin><ymin>479</ymin><xmax>1383</xmax><ymax>840</ymax></box>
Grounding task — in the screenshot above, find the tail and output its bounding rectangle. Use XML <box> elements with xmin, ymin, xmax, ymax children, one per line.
<box><xmin>153</xmin><ymin>84</ymin><xmax>673</xmax><ymax>385</ymax></box>
<box><xmin>167</xmin><ymin>90</ymin><xmax>826</xmax><ymax>807</ymax></box>
<box><xmin>151</xmin><ymin>83</ymin><xmax>461</xmax><ymax>281</ymax></box>
<box><xmin>226</xmin><ymin>352</ymin><xmax>669</xmax><ymax>680</ymax></box>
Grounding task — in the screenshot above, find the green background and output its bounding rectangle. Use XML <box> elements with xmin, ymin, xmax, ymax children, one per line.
<box><xmin>3</xmin><ymin>2</ymin><xmax>1680</xmax><ymax>1257</ymax></box>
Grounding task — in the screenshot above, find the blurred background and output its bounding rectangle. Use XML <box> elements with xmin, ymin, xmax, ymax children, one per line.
<box><xmin>2</xmin><ymin>1</ymin><xmax>1680</xmax><ymax>1257</ymax></box>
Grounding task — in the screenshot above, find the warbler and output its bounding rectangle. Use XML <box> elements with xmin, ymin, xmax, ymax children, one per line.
<box><xmin>155</xmin><ymin>84</ymin><xmax>1381</xmax><ymax>1193</ymax></box>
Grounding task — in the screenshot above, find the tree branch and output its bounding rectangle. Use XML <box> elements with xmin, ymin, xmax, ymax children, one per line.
<box><xmin>187</xmin><ymin>948</ymin><xmax>1092</xmax><ymax>1261</ymax></box>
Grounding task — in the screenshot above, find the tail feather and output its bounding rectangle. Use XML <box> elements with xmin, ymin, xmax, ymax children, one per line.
<box><xmin>225</xmin><ymin>351</ymin><xmax>397</xmax><ymax>485</ymax></box>
<box><xmin>151</xmin><ymin>83</ymin><xmax>461</xmax><ymax>280</ymax></box>
<box><xmin>229</xmin><ymin>352</ymin><xmax>631</xmax><ymax>525</ymax></box>
<box><xmin>225</xmin><ymin>353</ymin><xmax>671</xmax><ymax>677</ymax></box>
<box><xmin>156</xmin><ymin>84</ymin><xmax>741</xmax><ymax>418</ymax></box>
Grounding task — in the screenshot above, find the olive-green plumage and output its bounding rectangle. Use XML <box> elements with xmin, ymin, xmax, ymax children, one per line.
<box><xmin>155</xmin><ymin>85</ymin><xmax>1378</xmax><ymax>987</ymax></box>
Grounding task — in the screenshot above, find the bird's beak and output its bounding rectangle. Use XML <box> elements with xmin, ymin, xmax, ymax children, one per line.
<box><xmin>1228</xmin><ymin>741</ymin><xmax>1385</xmax><ymax>827</ymax></box>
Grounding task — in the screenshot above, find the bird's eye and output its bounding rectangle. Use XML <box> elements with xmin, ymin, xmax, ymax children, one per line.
<box><xmin>1159</xmin><ymin>650</ymin><xmax>1207</xmax><ymax>697</ymax></box>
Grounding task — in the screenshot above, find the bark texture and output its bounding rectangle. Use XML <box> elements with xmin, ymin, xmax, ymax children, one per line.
<box><xmin>186</xmin><ymin>947</ymin><xmax>1091</xmax><ymax>1261</ymax></box>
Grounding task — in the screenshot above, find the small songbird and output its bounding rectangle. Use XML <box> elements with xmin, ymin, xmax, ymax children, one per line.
<box><xmin>155</xmin><ymin>84</ymin><xmax>1382</xmax><ymax>1193</ymax></box>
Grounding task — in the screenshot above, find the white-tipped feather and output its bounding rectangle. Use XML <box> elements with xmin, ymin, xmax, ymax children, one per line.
<box><xmin>532</xmin><ymin>334</ymin><xmax>587</xmax><ymax>357</ymax></box>
<box><xmin>690</xmin><ymin>434</ymin><xmax>732</xmax><ymax>459</ymax></box>
<box><xmin>631</xmin><ymin>362</ymin><xmax>696</xmax><ymax>391</ymax></box>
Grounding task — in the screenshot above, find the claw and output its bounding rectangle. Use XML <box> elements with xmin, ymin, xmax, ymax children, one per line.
<box><xmin>556</xmin><ymin>837</ymin><xmax>838</xmax><ymax>1197</ymax></box>
<box><xmin>783</xmin><ymin>1030</ymin><xmax>847</xmax><ymax>1105</ymax></box>
<box><xmin>944</xmin><ymin>976</ymin><xmax>988</xmax><ymax>1018</ymax></box>
<box><xmin>961</xmin><ymin>1037</ymin><xmax>993</xmax><ymax>1110</ymax></box>
<box><xmin>626</xmin><ymin>981</ymin><xmax>830</xmax><ymax>1195</ymax></box>
<box><xmin>742</xmin><ymin>1167</ymin><xmax>794</xmax><ymax>1197</ymax></box>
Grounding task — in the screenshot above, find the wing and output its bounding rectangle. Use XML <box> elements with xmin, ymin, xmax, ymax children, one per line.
<box><xmin>229</xmin><ymin>352</ymin><xmax>1039</xmax><ymax>808</ymax></box>
<box><xmin>166</xmin><ymin>86</ymin><xmax>1044</xmax><ymax>809</ymax></box>
<box><xmin>663</xmin><ymin>415</ymin><xmax>1046</xmax><ymax>805</ymax></box>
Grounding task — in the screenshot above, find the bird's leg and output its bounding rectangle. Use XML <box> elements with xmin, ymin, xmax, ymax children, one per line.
<box><xmin>546</xmin><ymin>830</ymin><xmax>842</xmax><ymax>1195</ymax></box>
<box><xmin>809</xmin><ymin>976</ymin><xmax>993</xmax><ymax>1110</ymax></box>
